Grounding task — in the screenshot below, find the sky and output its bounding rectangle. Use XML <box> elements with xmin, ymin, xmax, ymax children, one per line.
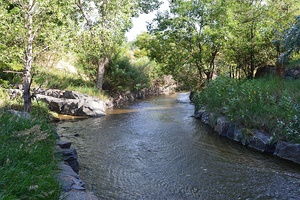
<box><xmin>125</xmin><ymin>1</ymin><xmax>170</xmax><ymax>42</ymax></box>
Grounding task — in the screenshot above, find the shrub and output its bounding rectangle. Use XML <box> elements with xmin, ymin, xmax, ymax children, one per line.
<box><xmin>104</xmin><ymin>55</ymin><xmax>151</xmax><ymax>93</ymax></box>
<box><xmin>194</xmin><ymin>77</ymin><xmax>300</xmax><ymax>143</ymax></box>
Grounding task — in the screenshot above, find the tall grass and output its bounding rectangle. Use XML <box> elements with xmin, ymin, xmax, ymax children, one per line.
<box><xmin>32</xmin><ymin>66</ymin><xmax>108</xmax><ymax>100</ymax></box>
<box><xmin>194</xmin><ymin>77</ymin><xmax>300</xmax><ymax>143</ymax></box>
<box><xmin>65</xmin><ymin>85</ymin><xmax>108</xmax><ymax>100</ymax></box>
<box><xmin>0</xmin><ymin>106</ymin><xmax>61</xmax><ymax>199</ymax></box>
<box><xmin>0</xmin><ymin>88</ymin><xmax>9</xmax><ymax>107</ymax></box>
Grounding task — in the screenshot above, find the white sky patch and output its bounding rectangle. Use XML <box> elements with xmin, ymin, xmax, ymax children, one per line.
<box><xmin>126</xmin><ymin>0</ymin><xmax>170</xmax><ymax>42</ymax></box>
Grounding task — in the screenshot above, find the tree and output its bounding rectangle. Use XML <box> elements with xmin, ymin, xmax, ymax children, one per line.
<box><xmin>144</xmin><ymin>0</ymin><xmax>228</xmax><ymax>88</ymax></box>
<box><xmin>222</xmin><ymin>0</ymin><xmax>299</xmax><ymax>78</ymax></box>
<box><xmin>280</xmin><ymin>16</ymin><xmax>300</xmax><ymax>62</ymax></box>
<box><xmin>0</xmin><ymin>0</ymin><xmax>75</xmax><ymax>112</ymax></box>
<box><xmin>143</xmin><ymin>0</ymin><xmax>299</xmax><ymax>85</ymax></box>
<box><xmin>75</xmin><ymin>0</ymin><xmax>162</xmax><ymax>91</ymax></box>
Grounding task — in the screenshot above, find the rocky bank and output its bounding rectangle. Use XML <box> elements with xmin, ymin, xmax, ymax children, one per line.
<box><xmin>56</xmin><ymin>140</ymin><xmax>98</xmax><ymax>200</ymax></box>
<box><xmin>194</xmin><ymin>109</ymin><xmax>300</xmax><ymax>165</ymax></box>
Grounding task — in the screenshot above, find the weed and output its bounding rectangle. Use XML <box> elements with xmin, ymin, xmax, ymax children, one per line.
<box><xmin>0</xmin><ymin>110</ymin><xmax>61</xmax><ymax>199</ymax></box>
<box><xmin>194</xmin><ymin>76</ymin><xmax>300</xmax><ymax>143</ymax></box>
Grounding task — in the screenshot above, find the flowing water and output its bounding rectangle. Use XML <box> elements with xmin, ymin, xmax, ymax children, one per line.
<box><xmin>58</xmin><ymin>93</ymin><xmax>300</xmax><ymax>200</ymax></box>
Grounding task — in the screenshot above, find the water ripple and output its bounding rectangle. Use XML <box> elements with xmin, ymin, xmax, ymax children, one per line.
<box><xmin>58</xmin><ymin>93</ymin><xmax>300</xmax><ymax>200</ymax></box>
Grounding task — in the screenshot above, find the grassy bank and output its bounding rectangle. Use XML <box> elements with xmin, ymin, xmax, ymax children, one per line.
<box><xmin>0</xmin><ymin>90</ymin><xmax>61</xmax><ymax>199</ymax></box>
<box><xmin>194</xmin><ymin>77</ymin><xmax>300</xmax><ymax>143</ymax></box>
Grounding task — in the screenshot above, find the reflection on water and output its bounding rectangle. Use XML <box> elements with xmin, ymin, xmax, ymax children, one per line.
<box><xmin>58</xmin><ymin>93</ymin><xmax>300</xmax><ymax>200</ymax></box>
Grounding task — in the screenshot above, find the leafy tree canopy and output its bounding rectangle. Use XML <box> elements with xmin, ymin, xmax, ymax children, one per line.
<box><xmin>280</xmin><ymin>16</ymin><xmax>300</xmax><ymax>62</ymax></box>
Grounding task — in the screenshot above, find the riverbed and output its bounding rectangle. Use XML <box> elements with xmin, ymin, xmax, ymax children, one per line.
<box><xmin>57</xmin><ymin>93</ymin><xmax>300</xmax><ymax>199</ymax></box>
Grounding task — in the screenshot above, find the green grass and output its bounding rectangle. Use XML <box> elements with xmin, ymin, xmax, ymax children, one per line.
<box><xmin>194</xmin><ymin>76</ymin><xmax>300</xmax><ymax>143</ymax></box>
<box><xmin>0</xmin><ymin>88</ymin><xmax>9</xmax><ymax>107</ymax></box>
<box><xmin>65</xmin><ymin>85</ymin><xmax>108</xmax><ymax>100</ymax></box>
<box><xmin>0</xmin><ymin>102</ymin><xmax>61</xmax><ymax>199</ymax></box>
<box><xmin>32</xmin><ymin>67</ymin><xmax>108</xmax><ymax>100</ymax></box>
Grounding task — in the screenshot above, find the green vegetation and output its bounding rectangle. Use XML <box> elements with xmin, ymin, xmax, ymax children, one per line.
<box><xmin>132</xmin><ymin>0</ymin><xmax>300</xmax><ymax>144</ymax></box>
<box><xmin>1</xmin><ymin>0</ymin><xmax>300</xmax><ymax>198</ymax></box>
<box><xmin>103</xmin><ymin>45</ymin><xmax>161</xmax><ymax>94</ymax></box>
<box><xmin>135</xmin><ymin>0</ymin><xmax>300</xmax><ymax>89</ymax></box>
<box><xmin>1</xmin><ymin>0</ymin><xmax>300</xmax><ymax>111</ymax></box>
<box><xmin>194</xmin><ymin>76</ymin><xmax>300</xmax><ymax>143</ymax></box>
<box><xmin>0</xmin><ymin>0</ymin><xmax>162</xmax><ymax>112</ymax></box>
<box><xmin>0</xmin><ymin>102</ymin><xmax>61</xmax><ymax>199</ymax></box>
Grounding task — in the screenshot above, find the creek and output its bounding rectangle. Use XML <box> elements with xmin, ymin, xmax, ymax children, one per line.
<box><xmin>58</xmin><ymin>93</ymin><xmax>300</xmax><ymax>199</ymax></box>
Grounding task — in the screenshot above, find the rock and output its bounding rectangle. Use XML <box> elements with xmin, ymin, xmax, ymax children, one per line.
<box><xmin>6</xmin><ymin>89</ymin><xmax>23</xmax><ymax>99</ymax></box>
<box><xmin>56</xmin><ymin>134</ymin><xmax>99</xmax><ymax>200</ymax></box>
<box><xmin>208</xmin><ymin>113</ymin><xmax>217</xmax><ymax>128</ymax></box>
<box><xmin>194</xmin><ymin>109</ymin><xmax>205</xmax><ymax>119</ymax></box>
<box><xmin>226</xmin><ymin>124</ymin><xmax>236</xmax><ymax>140</ymax></box>
<box><xmin>7</xmin><ymin>109</ymin><xmax>31</xmax><ymax>119</ymax></box>
<box><xmin>57</xmin><ymin>140</ymin><xmax>72</xmax><ymax>149</ymax></box>
<box><xmin>240</xmin><ymin>131</ymin><xmax>251</xmax><ymax>146</ymax></box>
<box><xmin>58</xmin><ymin>162</ymin><xmax>98</xmax><ymax>200</ymax></box>
<box><xmin>189</xmin><ymin>91</ymin><xmax>195</xmax><ymax>102</ymax></box>
<box><xmin>194</xmin><ymin>108</ymin><xmax>300</xmax><ymax>165</ymax></box>
<box><xmin>201</xmin><ymin>112</ymin><xmax>210</xmax><ymax>124</ymax></box>
<box><xmin>54</xmin><ymin>131</ymin><xmax>60</xmax><ymax>139</ymax></box>
<box><xmin>248</xmin><ymin>130</ymin><xmax>275</xmax><ymax>153</ymax></box>
<box><xmin>105</xmin><ymin>99</ymin><xmax>114</xmax><ymax>109</ymax></box>
<box><xmin>61</xmin><ymin>148</ymin><xmax>79</xmax><ymax>174</ymax></box>
<box><xmin>274</xmin><ymin>141</ymin><xmax>300</xmax><ymax>164</ymax></box>
<box><xmin>176</xmin><ymin>92</ymin><xmax>191</xmax><ymax>103</ymax></box>
<box><xmin>57</xmin><ymin>162</ymin><xmax>81</xmax><ymax>192</ymax></box>
<box><xmin>36</xmin><ymin>93</ymin><xmax>106</xmax><ymax>117</ymax></box>
<box><xmin>58</xmin><ymin>162</ymin><xmax>80</xmax><ymax>179</ymax></box>
<box><xmin>80</xmin><ymin>98</ymin><xmax>106</xmax><ymax>116</ymax></box>
<box><xmin>63</xmin><ymin>90</ymin><xmax>82</xmax><ymax>99</ymax></box>
<box><xmin>214</xmin><ymin>116</ymin><xmax>230</xmax><ymax>137</ymax></box>
<box><xmin>233</xmin><ymin>128</ymin><xmax>244</xmax><ymax>143</ymax></box>
<box><xmin>61</xmin><ymin>190</ymin><xmax>98</xmax><ymax>200</ymax></box>
<box><xmin>285</xmin><ymin>66</ymin><xmax>300</xmax><ymax>79</ymax></box>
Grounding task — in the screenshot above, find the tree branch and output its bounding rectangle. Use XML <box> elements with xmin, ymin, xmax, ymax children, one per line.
<box><xmin>33</xmin><ymin>46</ymin><xmax>49</xmax><ymax>60</ymax></box>
<box><xmin>76</xmin><ymin>0</ymin><xmax>95</xmax><ymax>38</ymax></box>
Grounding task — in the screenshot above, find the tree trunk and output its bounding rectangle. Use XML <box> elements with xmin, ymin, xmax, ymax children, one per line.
<box><xmin>23</xmin><ymin>0</ymin><xmax>35</xmax><ymax>113</ymax></box>
<box><xmin>23</xmin><ymin>62</ymin><xmax>32</xmax><ymax>113</ymax></box>
<box><xmin>96</xmin><ymin>57</ymin><xmax>109</xmax><ymax>91</ymax></box>
<box><xmin>209</xmin><ymin>49</ymin><xmax>218</xmax><ymax>80</ymax></box>
<box><xmin>249</xmin><ymin>22</ymin><xmax>255</xmax><ymax>79</ymax></box>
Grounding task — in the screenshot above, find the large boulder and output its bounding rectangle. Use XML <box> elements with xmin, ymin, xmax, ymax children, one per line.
<box><xmin>248</xmin><ymin>130</ymin><xmax>275</xmax><ymax>153</ymax></box>
<box><xmin>194</xmin><ymin>109</ymin><xmax>205</xmax><ymax>119</ymax></box>
<box><xmin>274</xmin><ymin>141</ymin><xmax>300</xmax><ymax>164</ymax></box>
<box><xmin>60</xmin><ymin>148</ymin><xmax>79</xmax><ymax>174</ymax></box>
<box><xmin>6</xmin><ymin>89</ymin><xmax>23</xmax><ymax>99</ymax></box>
<box><xmin>36</xmin><ymin>90</ymin><xmax>106</xmax><ymax>117</ymax></box>
<box><xmin>7</xmin><ymin>109</ymin><xmax>31</xmax><ymax>119</ymax></box>
<box><xmin>214</xmin><ymin>116</ymin><xmax>230</xmax><ymax>137</ymax></box>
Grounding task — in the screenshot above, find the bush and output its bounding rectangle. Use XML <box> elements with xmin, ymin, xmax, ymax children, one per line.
<box><xmin>194</xmin><ymin>77</ymin><xmax>300</xmax><ymax>143</ymax></box>
<box><xmin>104</xmin><ymin>55</ymin><xmax>151</xmax><ymax>93</ymax></box>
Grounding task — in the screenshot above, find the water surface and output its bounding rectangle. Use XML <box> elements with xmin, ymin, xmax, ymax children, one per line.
<box><xmin>58</xmin><ymin>93</ymin><xmax>300</xmax><ymax>199</ymax></box>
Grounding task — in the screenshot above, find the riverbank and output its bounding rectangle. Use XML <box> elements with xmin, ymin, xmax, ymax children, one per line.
<box><xmin>56</xmin><ymin>140</ymin><xmax>98</xmax><ymax>199</ymax></box>
<box><xmin>194</xmin><ymin>109</ymin><xmax>300</xmax><ymax>165</ymax></box>
<box><xmin>0</xmin><ymin>77</ymin><xmax>176</xmax><ymax>199</ymax></box>
<box><xmin>0</xmin><ymin>110</ymin><xmax>61</xmax><ymax>199</ymax></box>
<box><xmin>0</xmin><ymin>108</ymin><xmax>99</xmax><ymax>199</ymax></box>
<box><xmin>193</xmin><ymin>77</ymin><xmax>300</xmax><ymax>165</ymax></box>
